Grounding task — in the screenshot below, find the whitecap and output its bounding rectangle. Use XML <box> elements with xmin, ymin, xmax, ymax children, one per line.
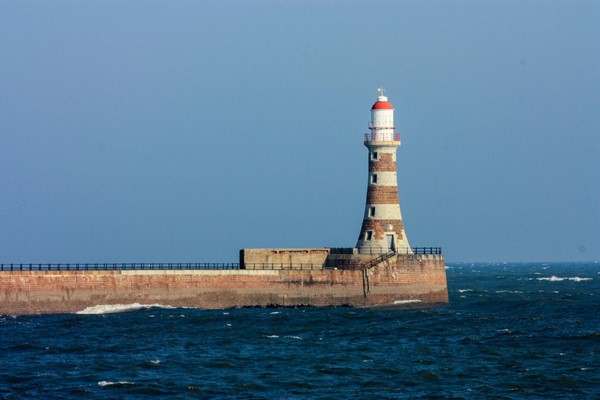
<box><xmin>265</xmin><ymin>335</ymin><xmax>279</xmax><ymax>338</ymax></box>
<box><xmin>76</xmin><ymin>303</ymin><xmax>175</xmax><ymax>315</ymax></box>
<box><xmin>285</xmin><ymin>335</ymin><xmax>302</xmax><ymax>340</ymax></box>
<box><xmin>150</xmin><ymin>359</ymin><xmax>160</xmax><ymax>365</ymax></box>
<box><xmin>270</xmin><ymin>311</ymin><xmax>282</xmax><ymax>315</ymax></box>
<box><xmin>393</xmin><ymin>299</ymin><xmax>422</xmax><ymax>305</ymax></box>
<box><xmin>536</xmin><ymin>276</ymin><xmax>592</xmax><ymax>282</ymax></box>
<box><xmin>98</xmin><ymin>381</ymin><xmax>135</xmax><ymax>387</ymax></box>
<box><xmin>457</xmin><ymin>289</ymin><xmax>473</xmax><ymax>293</ymax></box>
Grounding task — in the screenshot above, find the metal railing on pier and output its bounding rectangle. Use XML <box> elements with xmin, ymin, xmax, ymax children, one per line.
<box><xmin>0</xmin><ymin>247</ymin><xmax>441</xmax><ymax>272</ymax></box>
<box><xmin>412</xmin><ymin>247</ymin><xmax>443</xmax><ymax>255</ymax></box>
<box><xmin>0</xmin><ymin>262</ymin><xmax>326</xmax><ymax>272</ymax></box>
<box><xmin>0</xmin><ymin>263</ymin><xmax>241</xmax><ymax>272</ymax></box>
<box><xmin>330</xmin><ymin>247</ymin><xmax>442</xmax><ymax>255</ymax></box>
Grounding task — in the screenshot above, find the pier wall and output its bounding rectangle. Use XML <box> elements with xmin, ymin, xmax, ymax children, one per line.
<box><xmin>0</xmin><ymin>255</ymin><xmax>448</xmax><ymax>315</ymax></box>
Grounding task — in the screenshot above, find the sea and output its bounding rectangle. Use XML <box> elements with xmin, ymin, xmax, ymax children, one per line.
<box><xmin>1</xmin><ymin>262</ymin><xmax>599</xmax><ymax>399</ymax></box>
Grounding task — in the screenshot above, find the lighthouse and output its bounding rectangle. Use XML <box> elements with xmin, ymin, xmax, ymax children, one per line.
<box><xmin>356</xmin><ymin>89</ymin><xmax>412</xmax><ymax>254</ymax></box>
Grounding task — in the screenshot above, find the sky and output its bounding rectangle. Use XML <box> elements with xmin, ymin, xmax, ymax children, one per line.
<box><xmin>1</xmin><ymin>0</ymin><xmax>599</xmax><ymax>263</ymax></box>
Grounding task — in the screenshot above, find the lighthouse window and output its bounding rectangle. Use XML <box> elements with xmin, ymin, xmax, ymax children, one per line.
<box><xmin>371</xmin><ymin>151</ymin><xmax>379</xmax><ymax>160</ymax></box>
<box><xmin>371</xmin><ymin>174</ymin><xmax>378</xmax><ymax>184</ymax></box>
<box><xmin>369</xmin><ymin>207</ymin><xmax>376</xmax><ymax>217</ymax></box>
<box><xmin>366</xmin><ymin>231</ymin><xmax>373</xmax><ymax>241</ymax></box>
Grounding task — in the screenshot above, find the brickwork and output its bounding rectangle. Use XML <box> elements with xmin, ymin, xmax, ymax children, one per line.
<box><xmin>358</xmin><ymin>219</ymin><xmax>405</xmax><ymax>241</ymax></box>
<box><xmin>366</xmin><ymin>186</ymin><xmax>399</xmax><ymax>204</ymax></box>
<box><xmin>0</xmin><ymin>255</ymin><xmax>447</xmax><ymax>315</ymax></box>
<box><xmin>369</xmin><ymin>153</ymin><xmax>396</xmax><ymax>172</ymax></box>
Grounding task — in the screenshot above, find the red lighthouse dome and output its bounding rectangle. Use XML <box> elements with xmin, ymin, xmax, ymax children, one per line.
<box><xmin>371</xmin><ymin>99</ymin><xmax>394</xmax><ymax>110</ymax></box>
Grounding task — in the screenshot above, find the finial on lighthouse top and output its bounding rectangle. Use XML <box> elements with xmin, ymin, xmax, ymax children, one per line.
<box><xmin>372</xmin><ymin>87</ymin><xmax>394</xmax><ymax>110</ymax></box>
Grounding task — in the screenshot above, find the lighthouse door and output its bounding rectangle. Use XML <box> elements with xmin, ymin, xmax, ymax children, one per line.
<box><xmin>386</xmin><ymin>234</ymin><xmax>395</xmax><ymax>252</ymax></box>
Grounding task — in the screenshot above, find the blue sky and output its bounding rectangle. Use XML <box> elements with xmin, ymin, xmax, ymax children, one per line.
<box><xmin>1</xmin><ymin>1</ymin><xmax>598</xmax><ymax>263</ymax></box>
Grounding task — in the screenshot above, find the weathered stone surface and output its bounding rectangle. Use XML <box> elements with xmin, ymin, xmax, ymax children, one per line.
<box><xmin>240</xmin><ymin>248</ymin><xmax>329</xmax><ymax>268</ymax></box>
<box><xmin>0</xmin><ymin>255</ymin><xmax>447</xmax><ymax>315</ymax></box>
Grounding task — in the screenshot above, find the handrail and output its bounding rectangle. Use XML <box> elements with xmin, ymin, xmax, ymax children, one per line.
<box><xmin>0</xmin><ymin>248</ymin><xmax>441</xmax><ymax>272</ymax></box>
<box><xmin>363</xmin><ymin>251</ymin><xmax>396</xmax><ymax>270</ymax></box>
<box><xmin>0</xmin><ymin>263</ymin><xmax>241</xmax><ymax>271</ymax></box>
<box><xmin>412</xmin><ymin>247</ymin><xmax>443</xmax><ymax>255</ymax></box>
<box><xmin>330</xmin><ymin>247</ymin><xmax>442</xmax><ymax>255</ymax></box>
<box><xmin>337</xmin><ymin>251</ymin><xmax>396</xmax><ymax>271</ymax></box>
<box><xmin>364</xmin><ymin>132</ymin><xmax>401</xmax><ymax>142</ymax></box>
<box><xmin>0</xmin><ymin>262</ymin><xmax>327</xmax><ymax>272</ymax></box>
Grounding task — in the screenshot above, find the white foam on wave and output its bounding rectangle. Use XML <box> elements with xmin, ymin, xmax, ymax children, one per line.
<box><xmin>285</xmin><ymin>335</ymin><xmax>302</xmax><ymax>340</ymax></box>
<box><xmin>265</xmin><ymin>335</ymin><xmax>279</xmax><ymax>338</ymax></box>
<box><xmin>393</xmin><ymin>299</ymin><xmax>422</xmax><ymax>305</ymax></box>
<box><xmin>98</xmin><ymin>381</ymin><xmax>135</xmax><ymax>387</ymax></box>
<box><xmin>457</xmin><ymin>289</ymin><xmax>473</xmax><ymax>293</ymax></box>
<box><xmin>536</xmin><ymin>276</ymin><xmax>592</xmax><ymax>282</ymax></box>
<box><xmin>76</xmin><ymin>303</ymin><xmax>175</xmax><ymax>315</ymax></box>
<box><xmin>495</xmin><ymin>290</ymin><xmax>524</xmax><ymax>294</ymax></box>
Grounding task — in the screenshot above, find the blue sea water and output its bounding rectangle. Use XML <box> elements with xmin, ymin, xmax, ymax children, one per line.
<box><xmin>1</xmin><ymin>262</ymin><xmax>599</xmax><ymax>399</ymax></box>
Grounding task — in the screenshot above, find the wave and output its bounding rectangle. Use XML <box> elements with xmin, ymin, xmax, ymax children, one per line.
<box><xmin>393</xmin><ymin>299</ymin><xmax>422</xmax><ymax>305</ymax></box>
<box><xmin>76</xmin><ymin>303</ymin><xmax>176</xmax><ymax>315</ymax></box>
<box><xmin>536</xmin><ymin>276</ymin><xmax>592</xmax><ymax>282</ymax></box>
<box><xmin>495</xmin><ymin>290</ymin><xmax>524</xmax><ymax>294</ymax></box>
<box><xmin>98</xmin><ymin>381</ymin><xmax>135</xmax><ymax>387</ymax></box>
